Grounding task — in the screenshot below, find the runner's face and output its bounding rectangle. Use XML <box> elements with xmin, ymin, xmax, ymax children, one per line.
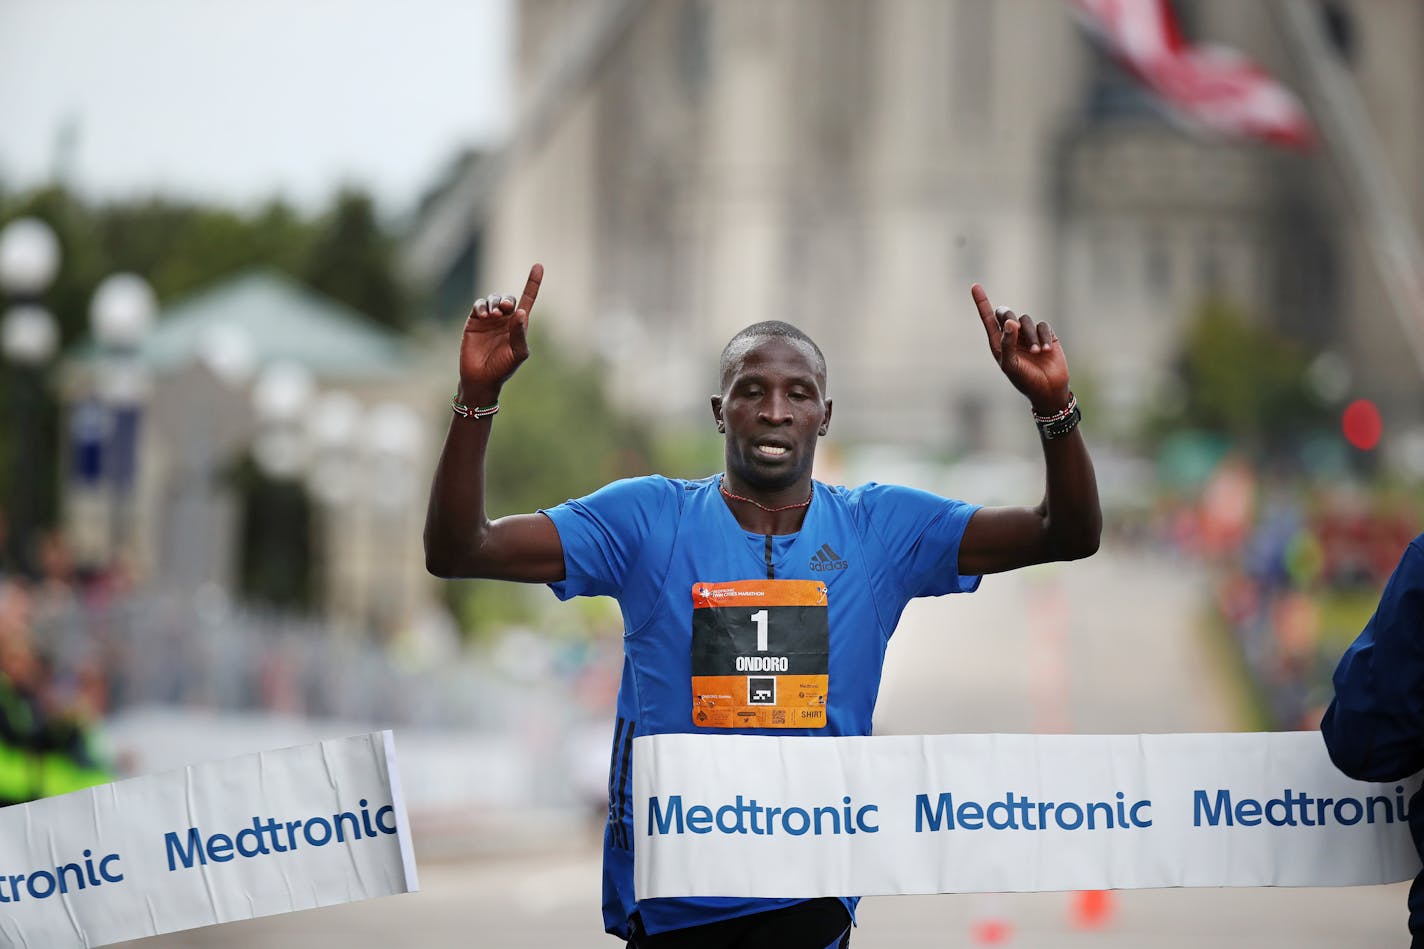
<box><xmin>713</xmin><ymin>337</ymin><xmax>831</xmax><ymax>493</ymax></box>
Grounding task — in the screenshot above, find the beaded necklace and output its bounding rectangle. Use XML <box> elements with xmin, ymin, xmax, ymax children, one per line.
<box><xmin>718</xmin><ymin>476</ymin><xmax>813</xmax><ymax>514</ymax></box>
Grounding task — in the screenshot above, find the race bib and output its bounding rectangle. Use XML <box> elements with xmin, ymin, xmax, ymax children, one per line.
<box><xmin>691</xmin><ymin>580</ymin><xmax>828</xmax><ymax>729</ymax></box>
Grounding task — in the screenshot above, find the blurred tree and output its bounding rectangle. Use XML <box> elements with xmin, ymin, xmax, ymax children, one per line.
<box><xmin>303</xmin><ymin>189</ymin><xmax>408</xmax><ymax>331</ymax></box>
<box><xmin>1146</xmin><ymin>298</ymin><xmax>1328</xmax><ymax>459</ymax></box>
<box><xmin>94</xmin><ymin>198</ymin><xmax>313</xmax><ymax>301</ymax></box>
<box><xmin>486</xmin><ymin>325</ymin><xmax>651</xmax><ymax>514</ymax></box>
<box><xmin>0</xmin><ymin>184</ymin><xmax>408</xmax><ymax>556</ymax></box>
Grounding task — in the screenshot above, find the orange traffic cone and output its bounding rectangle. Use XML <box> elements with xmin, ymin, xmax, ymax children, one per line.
<box><xmin>1070</xmin><ymin>889</ymin><xmax>1116</xmax><ymax>929</ymax></box>
<box><xmin>969</xmin><ymin>895</ymin><xmax>1014</xmax><ymax>945</ymax></box>
<box><xmin>969</xmin><ymin>917</ymin><xmax>1014</xmax><ymax>945</ymax></box>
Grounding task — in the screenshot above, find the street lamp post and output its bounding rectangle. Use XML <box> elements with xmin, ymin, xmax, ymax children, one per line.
<box><xmin>364</xmin><ymin>401</ymin><xmax>423</xmax><ymax>634</ymax></box>
<box><xmin>0</xmin><ymin>217</ymin><xmax>62</xmax><ymax>576</ymax></box>
<box><xmin>89</xmin><ymin>273</ymin><xmax>156</xmax><ymax>566</ymax></box>
<box><xmin>247</xmin><ymin>362</ymin><xmax>317</xmax><ymax>607</ymax></box>
<box><xmin>305</xmin><ymin>389</ymin><xmax>361</xmax><ymax>624</ymax></box>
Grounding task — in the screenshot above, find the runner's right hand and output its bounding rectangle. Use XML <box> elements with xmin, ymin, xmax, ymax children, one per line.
<box><xmin>460</xmin><ymin>263</ymin><xmax>544</xmax><ymax>402</ymax></box>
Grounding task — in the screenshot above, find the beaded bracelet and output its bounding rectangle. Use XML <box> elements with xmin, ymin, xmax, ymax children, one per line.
<box><xmin>1032</xmin><ymin>392</ymin><xmax>1077</xmax><ymax>424</ymax></box>
<box><xmin>452</xmin><ymin>394</ymin><xmax>499</xmax><ymax>419</ymax></box>
<box><xmin>1032</xmin><ymin>392</ymin><xmax>1081</xmax><ymax>440</ymax></box>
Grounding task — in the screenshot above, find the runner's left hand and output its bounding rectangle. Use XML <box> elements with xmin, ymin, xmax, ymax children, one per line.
<box><xmin>971</xmin><ymin>284</ymin><xmax>1071</xmax><ymax>416</ymax></box>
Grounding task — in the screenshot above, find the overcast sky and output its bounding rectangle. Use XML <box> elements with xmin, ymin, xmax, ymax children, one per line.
<box><xmin>0</xmin><ymin>0</ymin><xmax>513</xmax><ymax>215</ymax></box>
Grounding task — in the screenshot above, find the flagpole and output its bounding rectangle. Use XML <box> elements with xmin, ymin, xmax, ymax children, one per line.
<box><xmin>1272</xmin><ymin>0</ymin><xmax>1424</xmax><ymax>379</ymax></box>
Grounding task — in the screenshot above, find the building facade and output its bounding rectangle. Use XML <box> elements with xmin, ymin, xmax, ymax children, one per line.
<box><xmin>413</xmin><ymin>0</ymin><xmax>1424</xmax><ymax>459</ymax></box>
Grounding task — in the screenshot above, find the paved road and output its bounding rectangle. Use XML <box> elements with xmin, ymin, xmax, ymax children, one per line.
<box><xmin>126</xmin><ymin>550</ymin><xmax>1410</xmax><ymax>948</ymax></box>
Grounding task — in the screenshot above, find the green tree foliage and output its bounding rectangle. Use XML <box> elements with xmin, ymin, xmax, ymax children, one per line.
<box><xmin>0</xmin><ymin>184</ymin><xmax>408</xmax><ymax>546</ymax></box>
<box><xmin>98</xmin><ymin>199</ymin><xmax>314</xmax><ymax>302</ymax></box>
<box><xmin>1151</xmin><ymin>298</ymin><xmax>1327</xmax><ymax>456</ymax></box>
<box><xmin>486</xmin><ymin>324</ymin><xmax>651</xmax><ymax>514</ymax></box>
<box><xmin>303</xmin><ymin>190</ymin><xmax>408</xmax><ymax>331</ymax></box>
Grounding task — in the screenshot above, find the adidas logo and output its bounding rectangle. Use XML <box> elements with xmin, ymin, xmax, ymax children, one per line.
<box><xmin>810</xmin><ymin>543</ymin><xmax>848</xmax><ymax>572</ymax></box>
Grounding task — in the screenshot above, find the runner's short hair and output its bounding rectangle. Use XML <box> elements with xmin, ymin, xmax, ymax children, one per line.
<box><xmin>719</xmin><ymin>321</ymin><xmax>827</xmax><ymax>390</ymax></box>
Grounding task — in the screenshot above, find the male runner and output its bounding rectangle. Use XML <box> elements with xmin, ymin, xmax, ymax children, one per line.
<box><xmin>424</xmin><ymin>263</ymin><xmax>1102</xmax><ymax>948</ymax></box>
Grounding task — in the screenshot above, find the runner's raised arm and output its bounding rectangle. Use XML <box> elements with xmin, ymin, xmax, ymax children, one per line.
<box><xmin>423</xmin><ymin>263</ymin><xmax>565</xmax><ymax>582</ymax></box>
<box><xmin>957</xmin><ymin>284</ymin><xmax>1102</xmax><ymax>575</ymax></box>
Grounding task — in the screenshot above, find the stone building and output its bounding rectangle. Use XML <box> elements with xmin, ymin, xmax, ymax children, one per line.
<box><xmin>62</xmin><ymin>270</ymin><xmax>438</xmax><ymax>633</ymax></box>
<box><xmin>408</xmin><ymin>0</ymin><xmax>1424</xmax><ymax>459</ymax></box>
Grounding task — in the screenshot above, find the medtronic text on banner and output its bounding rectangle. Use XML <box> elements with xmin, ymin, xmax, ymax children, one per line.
<box><xmin>0</xmin><ymin>731</ymin><xmax>417</xmax><ymax>948</ymax></box>
<box><xmin>633</xmin><ymin>731</ymin><xmax>1422</xmax><ymax>900</ymax></box>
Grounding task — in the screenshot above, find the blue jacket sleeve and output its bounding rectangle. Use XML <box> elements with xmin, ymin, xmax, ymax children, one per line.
<box><xmin>1321</xmin><ymin>536</ymin><xmax>1424</xmax><ymax>782</ymax></box>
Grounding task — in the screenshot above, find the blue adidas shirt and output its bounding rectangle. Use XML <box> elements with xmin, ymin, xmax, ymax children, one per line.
<box><xmin>543</xmin><ymin>475</ymin><xmax>981</xmax><ymax>938</ymax></box>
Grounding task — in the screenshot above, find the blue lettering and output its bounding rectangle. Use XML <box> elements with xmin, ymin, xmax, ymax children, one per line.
<box><xmin>915</xmin><ymin>793</ymin><xmax>955</xmax><ymax>832</ymax></box>
<box><xmin>1336</xmin><ymin>798</ymin><xmax>1362</xmax><ymax>825</ymax></box>
<box><xmin>1234</xmin><ymin>798</ymin><xmax>1261</xmax><ymax>825</ymax></box>
<box><xmin>856</xmin><ymin>804</ymin><xmax>879</xmax><ymax>833</ymax></box>
<box><xmin>166</xmin><ymin>828</ymin><xmax>206</xmax><ymax>870</ymax></box>
<box><xmin>57</xmin><ymin>863</ymin><xmax>85</xmax><ymax>894</ymax></box>
<box><xmin>782</xmin><ymin>807</ymin><xmax>810</xmax><ymax>836</ymax></box>
<box><xmin>375</xmin><ymin>805</ymin><xmax>397</xmax><ymax>834</ymax></box>
<box><xmin>716</xmin><ymin>798</ymin><xmax>746</xmax><ymax>834</ymax></box>
<box><xmin>685</xmin><ymin>805</ymin><xmax>713</xmax><ymax>834</ymax></box>
<box><xmin>360</xmin><ymin>799</ymin><xmax>378</xmax><ymax>838</ymax></box>
<box><xmin>26</xmin><ymin>871</ymin><xmax>55</xmax><ymax>900</ymax></box>
<box><xmin>986</xmin><ymin>798</ymin><xmax>1018</xmax><ymax>830</ymax></box>
<box><xmin>304</xmin><ymin>817</ymin><xmax>333</xmax><ymax>847</ymax></box>
<box><xmin>237</xmin><ymin>822</ymin><xmax>271</xmax><ymax>856</ymax></box>
<box><xmin>83</xmin><ymin>850</ymin><xmax>101</xmax><ymax>887</ymax></box>
<box><xmin>1265</xmin><ymin>796</ymin><xmax>1297</xmax><ymax>827</ymax></box>
<box><xmin>207</xmin><ymin>833</ymin><xmax>235</xmax><ymax>862</ymax></box>
<box><xmin>1130</xmin><ymin>800</ymin><xmax>1152</xmax><ymax>827</ymax></box>
<box><xmin>99</xmin><ymin>854</ymin><xmax>124</xmax><ymax>883</ymax></box>
<box><xmin>336</xmin><ymin>811</ymin><xmax>362</xmax><ymax>843</ymax></box>
<box><xmin>1193</xmin><ymin>789</ymin><xmax>1232</xmax><ymax>827</ymax></box>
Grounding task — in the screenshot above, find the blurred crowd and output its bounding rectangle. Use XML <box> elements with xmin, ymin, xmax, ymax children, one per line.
<box><xmin>1161</xmin><ymin>459</ymin><xmax>1419</xmax><ymax>731</ymax></box>
<box><xmin>0</xmin><ymin>522</ymin><xmax>117</xmax><ymax>805</ymax></box>
<box><xmin>0</xmin><ymin>504</ymin><xmax>621</xmax><ymax>812</ymax></box>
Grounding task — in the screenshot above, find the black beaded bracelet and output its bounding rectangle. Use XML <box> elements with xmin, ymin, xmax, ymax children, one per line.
<box><xmin>1035</xmin><ymin>401</ymin><xmax>1082</xmax><ymax>440</ymax></box>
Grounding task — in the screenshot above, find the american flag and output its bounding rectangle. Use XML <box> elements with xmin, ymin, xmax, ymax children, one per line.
<box><xmin>1069</xmin><ymin>0</ymin><xmax>1316</xmax><ymax>149</ymax></box>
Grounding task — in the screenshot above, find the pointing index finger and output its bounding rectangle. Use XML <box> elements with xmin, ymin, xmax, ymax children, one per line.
<box><xmin>971</xmin><ymin>284</ymin><xmax>1002</xmax><ymax>358</ymax></box>
<box><xmin>518</xmin><ymin>263</ymin><xmax>545</xmax><ymax>317</ymax></box>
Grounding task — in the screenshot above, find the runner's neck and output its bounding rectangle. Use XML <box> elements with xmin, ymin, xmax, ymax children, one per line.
<box><xmin>718</xmin><ymin>475</ymin><xmax>813</xmax><ymax>535</ymax></box>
